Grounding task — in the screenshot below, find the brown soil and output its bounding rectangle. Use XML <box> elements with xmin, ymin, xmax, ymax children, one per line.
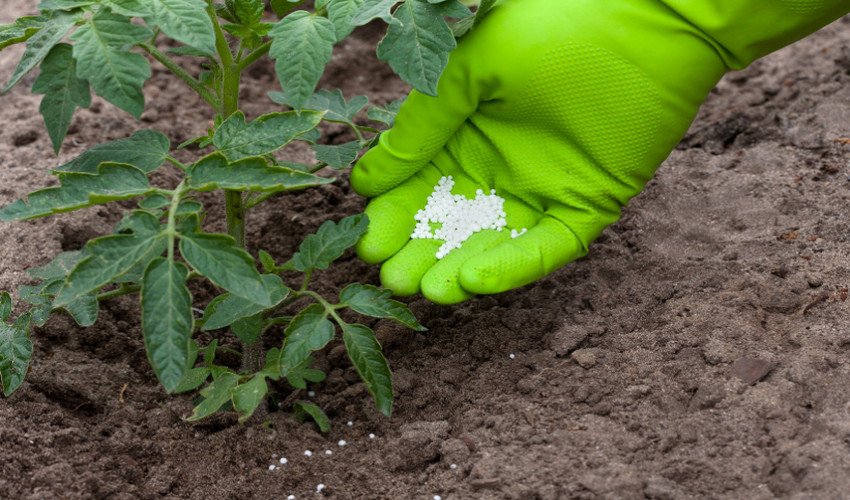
<box><xmin>3</xmin><ymin>3</ymin><xmax>850</xmax><ymax>499</ymax></box>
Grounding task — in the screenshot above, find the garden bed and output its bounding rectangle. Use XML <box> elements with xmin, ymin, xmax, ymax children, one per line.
<box><xmin>2</xmin><ymin>2</ymin><xmax>850</xmax><ymax>498</ymax></box>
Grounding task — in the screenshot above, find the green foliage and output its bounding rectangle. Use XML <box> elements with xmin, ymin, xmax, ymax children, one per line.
<box><xmin>293</xmin><ymin>400</ymin><xmax>330</xmax><ymax>432</ymax></box>
<box><xmin>32</xmin><ymin>43</ymin><xmax>91</xmax><ymax>152</ymax></box>
<box><xmin>282</xmin><ymin>304</ymin><xmax>335</xmax><ymax>370</ymax></box>
<box><xmin>0</xmin><ymin>0</ymin><xmax>466</xmax><ymax>423</ymax></box>
<box><xmin>179</xmin><ymin>231</ymin><xmax>272</xmax><ymax>306</ymax></box>
<box><xmin>0</xmin><ymin>163</ymin><xmax>151</xmax><ymax>221</ymax></box>
<box><xmin>269</xmin><ymin>11</ymin><xmax>337</xmax><ymax>109</ymax></box>
<box><xmin>0</xmin><ymin>306</ymin><xmax>32</xmax><ymax>397</ymax></box>
<box><xmin>342</xmin><ymin>323</ymin><xmax>393</xmax><ymax>416</ymax></box>
<box><xmin>55</xmin><ymin>130</ymin><xmax>170</xmax><ymax>174</ymax></box>
<box><xmin>3</xmin><ymin>12</ymin><xmax>76</xmax><ymax>93</ymax></box>
<box><xmin>288</xmin><ymin>214</ymin><xmax>369</xmax><ymax>272</ymax></box>
<box><xmin>141</xmin><ymin>258</ymin><xmax>193</xmax><ymax>392</ymax></box>
<box><xmin>213</xmin><ymin>111</ymin><xmax>325</xmax><ymax>161</ymax></box>
<box><xmin>367</xmin><ymin>97</ymin><xmax>404</xmax><ymax>127</ymax></box>
<box><xmin>188</xmin><ymin>153</ymin><xmax>331</xmax><ymax>192</ymax></box>
<box><xmin>312</xmin><ymin>141</ymin><xmax>360</xmax><ymax>169</ymax></box>
<box><xmin>70</xmin><ymin>11</ymin><xmax>153</xmax><ymax>117</ymax></box>
<box><xmin>340</xmin><ymin>283</ymin><xmax>425</xmax><ymax>331</ymax></box>
<box><xmin>202</xmin><ymin>274</ymin><xmax>290</xmax><ymax>331</ymax></box>
<box><xmin>0</xmin><ymin>16</ymin><xmax>47</xmax><ymax>51</ymax></box>
<box><xmin>54</xmin><ymin>212</ymin><xmax>166</xmax><ymax>307</ymax></box>
<box><xmin>376</xmin><ymin>0</ymin><xmax>457</xmax><ymax>96</ymax></box>
<box><xmin>147</xmin><ymin>0</ymin><xmax>217</xmax><ymax>56</ymax></box>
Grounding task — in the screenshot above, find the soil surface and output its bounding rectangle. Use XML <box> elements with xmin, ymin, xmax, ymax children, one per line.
<box><xmin>3</xmin><ymin>3</ymin><xmax>850</xmax><ymax>499</ymax></box>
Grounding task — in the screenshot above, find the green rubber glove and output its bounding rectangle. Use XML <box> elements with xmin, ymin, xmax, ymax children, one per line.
<box><xmin>351</xmin><ymin>0</ymin><xmax>849</xmax><ymax>305</ymax></box>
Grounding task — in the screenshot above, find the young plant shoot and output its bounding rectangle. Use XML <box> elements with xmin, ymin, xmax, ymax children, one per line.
<box><xmin>0</xmin><ymin>0</ymin><xmax>488</xmax><ymax>425</ymax></box>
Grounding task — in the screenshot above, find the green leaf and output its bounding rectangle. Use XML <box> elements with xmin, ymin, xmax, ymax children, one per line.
<box><xmin>179</xmin><ymin>232</ymin><xmax>272</xmax><ymax>306</ymax></box>
<box><xmin>28</xmin><ymin>251</ymin><xmax>83</xmax><ymax>281</ymax></box>
<box><xmin>259</xmin><ymin>250</ymin><xmax>277</xmax><ymax>273</ymax></box>
<box><xmin>0</xmin><ymin>16</ymin><xmax>47</xmax><ymax>51</ymax></box>
<box><xmin>0</xmin><ymin>163</ymin><xmax>152</xmax><ymax>221</ymax></box>
<box><xmin>188</xmin><ymin>153</ymin><xmax>332</xmax><ymax>192</ymax></box>
<box><xmin>3</xmin><ymin>13</ymin><xmax>76</xmax><ymax>93</ymax></box>
<box><xmin>101</xmin><ymin>0</ymin><xmax>152</xmax><ymax>17</ymax></box>
<box><xmin>203</xmin><ymin>339</ymin><xmax>218</xmax><ymax>366</ymax></box>
<box><xmin>293</xmin><ymin>401</ymin><xmax>330</xmax><ymax>432</ymax></box>
<box><xmin>376</xmin><ymin>0</ymin><xmax>456</xmax><ymax>96</ymax></box>
<box><xmin>202</xmin><ymin>274</ymin><xmax>290</xmax><ymax>331</ymax></box>
<box><xmin>225</xmin><ymin>0</ymin><xmax>264</xmax><ymax>25</ymax></box>
<box><xmin>55</xmin><ymin>130</ymin><xmax>170</xmax><ymax>175</ymax></box>
<box><xmin>32</xmin><ymin>43</ymin><xmax>91</xmax><ymax>153</ymax></box>
<box><xmin>283</xmin><ymin>355</ymin><xmax>325</xmax><ymax>389</ymax></box>
<box><xmin>148</xmin><ymin>0</ymin><xmax>217</xmax><ymax>55</ymax></box>
<box><xmin>269</xmin><ymin>11</ymin><xmax>336</xmax><ymax>109</ymax></box>
<box><xmin>367</xmin><ymin>97</ymin><xmax>404</xmax><ymax>127</ymax></box>
<box><xmin>271</xmin><ymin>88</ymin><xmax>368</xmax><ymax>126</ymax></box>
<box><xmin>342</xmin><ymin>323</ymin><xmax>392</xmax><ymax>416</ymax></box>
<box><xmin>432</xmin><ymin>0</ymin><xmax>472</xmax><ymax>19</ymax></box>
<box><xmin>38</xmin><ymin>0</ymin><xmax>96</xmax><ymax>10</ymax></box>
<box><xmin>452</xmin><ymin>0</ymin><xmax>494</xmax><ymax>37</ymax></box>
<box><xmin>54</xmin><ymin>212</ymin><xmax>166</xmax><ymax>307</ymax></box>
<box><xmin>351</xmin><ymin>0</ymin><xmax>399</xmax><ymax>26</ymax></box>
<box><xmin>187</xmin><ymin>371</ymin><xmax>238</xmax><ymax>420</ymax></box>
<box><xmin>18</xmin><ymin>286</ymin><xmax>52</xmax><ymax>327</ymax></box>
<box><xmin>312</xmin><ymin>141</ymin><xmax>360</xmax><ymax>169</ymax></box>
<box><xmin>0</xmin><ymin>312</ymin><xmax>32</xmax><ymax>397</ymax></box>
<box><xmin>232</xmin><ymin>374</ymin><xmax>268</xmax><ymax>422</ymax></box>
<box><xmin>289</xmin><ymin>214</ymin><xmax>369</xmax><ymax>272</ymax></box>
<box><xmin>70</xmin><ymin>11</ymin><xmax>153</xmax><ymax>117</ymax></box>
<box><xmin>269</xmin><ymin>0</ymin><xmax>300</xmax><ymax>17</ymax></box>
<box><xmin>0</xmin><ymin>292</ymin><xmax>11</xmax><ymax>322</ymax></box>
<box><xmin>231</xmin><ymin>314</ymin><xmax>263</xmax><ymax>345</ymax></box>
<box><xmin>340</xmin><ymin>283</ymin><xmax>425</xmax><ymax>331</ymax></box>
<box><xmin>212</xmin><ymin>111</ymin><xmax>325</xmax><ymax>162</ymax></box>
<box><xmin>139</xmin><ymin>193</ymin><xmax>170</xmax><ymax>210</ymax></box>
<box><xmin>60</xmin><ymin>294</ymin><xmax>99</xmax><ymax>326</ymax></box>
<box><xmin>281</xmin><ymin>304</ymin><xmax>334</xmax><ymax>370</ymax></box>
<box><xmin>173</xmin><ymin>366</ymin><xmax>210</xmax><ymax>393</ymax></box>
<box><xmin>141</xmin><ymin>257</ymin><xmax>193</xmax><ymax>392</ymax></box>
<box><xmin>327</xmin><ymin>0</ymin><xmax>364</xmax><ymax>40</ymax></box>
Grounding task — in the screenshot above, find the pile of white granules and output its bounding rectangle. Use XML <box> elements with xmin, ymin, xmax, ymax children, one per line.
<box><xmin>411</xmin><ymin>176</ymin><xmax>527</xmax><ymax>259</ymax></box>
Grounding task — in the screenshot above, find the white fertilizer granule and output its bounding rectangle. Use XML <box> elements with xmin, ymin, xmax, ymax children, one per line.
<box><xmin>411</xmin><ymin>176</ymin><xmax>527</xmax><ymax>259</ymax></box>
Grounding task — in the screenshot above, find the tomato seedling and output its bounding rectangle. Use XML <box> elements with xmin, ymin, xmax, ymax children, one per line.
<box><xmin>0</xmin><ymin>0</ymin><xmax>488</xmax><ymax>425</ymax></box>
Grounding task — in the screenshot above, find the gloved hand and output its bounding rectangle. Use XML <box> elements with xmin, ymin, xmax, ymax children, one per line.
<box><xmin>351</xmin><ymin>0</ymin><xmax>849</xmax><ymax>305</ymax></box>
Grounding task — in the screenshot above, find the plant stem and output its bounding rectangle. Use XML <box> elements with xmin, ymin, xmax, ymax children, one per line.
<box><xmin>208</xmin><ymin>2</ymin><xmax>260</xmax><ymax>372</ymax></box>
<box><xmin>241</xmin><ymin>340</ymin><xmax>263</xmax><ymax>374</ymax></box>
<box><xmin>236</xmin><ymin>41</ymin><xmax>271</xmax><ymax>72</ymax></box>
<box><xmin>139</xmin><ymin>43</ymin><xmax>218</xmax><ymax>109</ymax></box>
<box><xmin>225</xmin><ymin>191</ymin><xmax>246</xmax><ymax>247</ymax></box>
<box><xmin>167</xmin><ymin>180</ymin><xmax>188</xmax><ymax>262</ymax></box>
<box><xmin>97</xmin><ymin>285</ymin><xmax>141</xmax><ymax>302</ymax></box>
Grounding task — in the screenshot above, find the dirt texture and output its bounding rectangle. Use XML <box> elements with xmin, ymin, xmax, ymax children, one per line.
<box><xmin>3</xmin><ymin>2</ymin><xmax>850</xmax><ymax>499</ymax></box>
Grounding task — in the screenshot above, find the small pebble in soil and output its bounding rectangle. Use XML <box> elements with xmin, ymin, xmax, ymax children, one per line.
<box><xmin>450</xmin><ymin>463</ymin><xmax>458</xmax><ymax>470</ymax></box>
<box><xmin>304</xmin><ymin>450</ymin><xmax>313</xmax><ymax>457</ymax></box>
<box><xmin>268</xmin><ymin>464</ymin><xmax>276</xmax><ymax>471</ymax></box>
<box><xmin>347</xmin><ymin>421</ymin><xmax>353</xmax><ymax>427</ymax></box>
<box><xmin>509</xmin><ymin>353</ymin><xmax>516</xmax><ymax>359</ymax></box>
<box><xmin>325</xmin><ymin>450</ymin><xmax>333</xmax><ymax>456</ymax></box>
<box><xmin>338</xmin><ymin>439</ymin><xmax>347</xmax><ymax>447</ymax></box>
<box><xmin>307</xmin><ymin>390</ymin><xmax>316</xmax><ymax>397</ymax></box>
<box><xmin>279</xmin><ymin>457</ymin><xmax>288</xmax><ymax>465</ymax></box>
<box><xmin>368</xmin><ymin>433</ymin><xmax>376</xmax><ymax>439</ymax></box>
<box><xmin>434</xmin><ymin>496</ymin><xmax>442</xmax><ymax>500</ymax></box>
<box><xmin>317</xmin><ymin>484</ymin><xmax>326</xmax><ymax>493</ymax></box>
<box><xmin>287</xmin><ymin>496</ymin><xmax>295</xmax><ymax>500</ymax></box>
